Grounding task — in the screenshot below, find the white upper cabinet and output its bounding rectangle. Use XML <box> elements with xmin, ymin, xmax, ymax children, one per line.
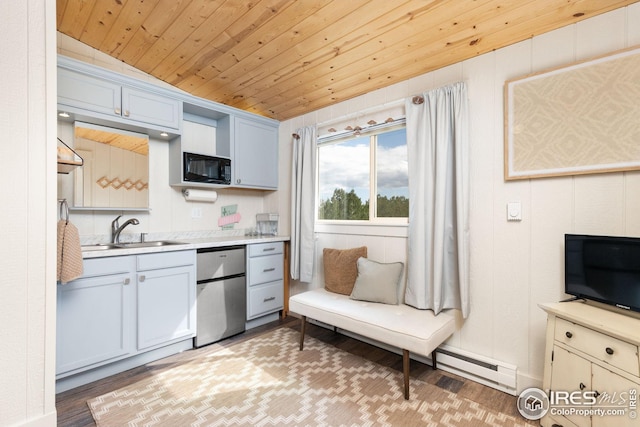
<box><xmin>58</xmin><ymin>68</ymin><xmax>121</xmax><ymax>118</ymax></box>
<box><xmin>121</xmin><ymin>86</ymin><xmax>181</xmax><ymax>130</ymax></box>
<box><xmin>233</xmin><ymin>117</ymin><xmax>279</xmax><ymax>190</ymax></box>
<box><xmin>57</xmin><ymin>59</ymin><xmax>182</xmax><ymax>134</ymax></box>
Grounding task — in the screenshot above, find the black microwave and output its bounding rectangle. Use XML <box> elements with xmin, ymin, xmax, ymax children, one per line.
<box><xmin>183</xmin><ymin>152</ymin><xmax>231</xmax><ymax>185</ymax></box>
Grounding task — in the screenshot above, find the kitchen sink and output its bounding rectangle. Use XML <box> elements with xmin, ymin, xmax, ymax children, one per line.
<box><xmin>116</xmin><ymin>240</ymin><xmax>186</xmax><ymax>248</ymax></box>
<box><xmin>81</xmin><ymin>241</ymin><xmax>186</xmax><ymax>251</ymax></box>
<box><xmin>81</xmin><ymin>243</ymin><xmax>121</xmax><ymax>251</ymax></box>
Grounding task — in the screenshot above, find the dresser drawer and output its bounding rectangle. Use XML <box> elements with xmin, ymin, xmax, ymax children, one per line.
<box><xmin>555</xmin><ymin>317</ymin><xmax>640</xmax><ymax>376</ymax></box>
<box><xmin>247</xmin><ymin>281</ymin><xmax>283</xmax><ymax>319</ymax></box>
<box><xmin>248</xmin><ymin>254</ymin><xmax>283</xmax><ymax>286</ymax></box>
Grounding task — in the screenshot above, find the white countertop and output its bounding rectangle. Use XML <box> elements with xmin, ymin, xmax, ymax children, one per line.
<box><xmin>82</xmin><ymin>235</ymin><xmax>289</xmax><ymax>258</ymax></box>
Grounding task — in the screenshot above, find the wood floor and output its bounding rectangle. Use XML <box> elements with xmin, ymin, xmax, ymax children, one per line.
<box><xmin>56</xmin><ymin>316</ymin><xmax>526</xmax><ymax>426</ymax></box>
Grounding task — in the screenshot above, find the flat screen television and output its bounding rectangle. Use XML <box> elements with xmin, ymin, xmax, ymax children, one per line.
<box><xmin>565</xmin><ymin>234</ymin><xmax>640</xmax><ymax>313</ymax></box>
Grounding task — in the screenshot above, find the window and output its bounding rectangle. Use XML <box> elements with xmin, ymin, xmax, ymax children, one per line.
<box><xmin>317</xmin><ymin>125</ymin><xmax>408</xmax><ymax>222</ymax></box>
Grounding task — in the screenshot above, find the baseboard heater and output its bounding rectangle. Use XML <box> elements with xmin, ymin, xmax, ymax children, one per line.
<box><xmin>435</xmin><ymin>344</ymin><xmax>517</xmax><ymax>395</ymax></box>
<box><xmin>306</xmin><ymin>318</ymin><xmax>518</xmax><ymax>396</ymax></box>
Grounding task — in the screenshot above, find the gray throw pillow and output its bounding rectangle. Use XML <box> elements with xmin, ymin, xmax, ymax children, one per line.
<box><xmin>349</xmin><ymin>257</ymin><xmax>404</xmax><ymax>305</ymax></box>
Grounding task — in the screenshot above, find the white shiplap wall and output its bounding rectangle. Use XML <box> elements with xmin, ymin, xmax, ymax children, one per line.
<box><xmin>0</xmin><ymin>1</ymin><xmax>57</xmax><ymax>426</ymax></box>
<box><xmin>279</xmin><ymin>4</ymin><xmax>640</xmax><ymax>391</ymax></box>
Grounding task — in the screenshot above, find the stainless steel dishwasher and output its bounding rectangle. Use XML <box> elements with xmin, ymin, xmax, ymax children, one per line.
<box><xmin>194</xmin><ymin>246</ymin><xmax>246</xmax><ymax>348</ymax></box>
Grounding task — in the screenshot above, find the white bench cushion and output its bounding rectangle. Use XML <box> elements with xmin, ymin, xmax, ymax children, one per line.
<box><xmin>289</xmin><ymin>288</ymin><xmax>456</xmax><ymax>357</ymax></box>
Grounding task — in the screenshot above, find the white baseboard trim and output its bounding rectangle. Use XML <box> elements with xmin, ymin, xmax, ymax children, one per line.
<box><xmin>13</xmin><ymin>410</ymin><xmax>57</xmax><ymax>427</ymax></box>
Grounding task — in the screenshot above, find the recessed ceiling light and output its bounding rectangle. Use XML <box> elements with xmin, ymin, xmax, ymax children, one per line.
<box><xmin>58</xmin><ymin>112</ymin><xmax>70</xmax><ymax>118</ymax></box>
<box><xmin>160</xmin><ymin>132</ymin><xmax>168</xmax><ymax>137</ymax></box>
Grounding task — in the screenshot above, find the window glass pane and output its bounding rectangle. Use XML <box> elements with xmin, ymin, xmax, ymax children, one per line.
<box><xmin>318</xmin><ymin>136</ymin><xmax>370</xmax><ymax>220</ymax></box>
<box><xmin>376</xmin><ymin>128</ymin><xmax>408</xmax><ymax>218</ymax></box>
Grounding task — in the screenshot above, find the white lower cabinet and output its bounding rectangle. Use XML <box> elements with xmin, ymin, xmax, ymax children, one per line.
<box><xmin>56</xmin><ymin>256</ymin><xmax>136</xmax><ymax>375</ymax></box>
<box><xmin>246</xmin><ymin>242</ymin><xmax>284</xmax><ymax>321</ymax></box>
<box><xmin>56</xmin><ymin>250</ymin><xmax>196</xmax><ymax>386</ymax></box>
<box><xmin>136</xmin><ymin>251</ymin><xmax>196</xmax><ymax>350</ymax></box>
<box><xmin>540</xmin><ymin>303</ymin><xmax>640</xmax><ymax>427</ymax></box>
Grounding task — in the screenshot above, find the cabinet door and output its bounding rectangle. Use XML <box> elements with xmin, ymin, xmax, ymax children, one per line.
<box><xmin>592</xmin><ymin>364</ymin><xmax>639</xmax><ymax>427</ymax></box>
<box><xmin>122</xmin><ymin>86</ymin><xmax>181</xmax><ymax>130</ymax></box>
<box><xmin>550</xmin><ymin>346</ymin><xmax>592</xmax><ymax>427</ymax></box>
<box><xmin>233</xmin><ymin>117</ymin><xmax>278</xmax><ymax>189</ymax></box>
<box><xmin>56</xmin><ymin>272</ymin><xmax>134</xmax><ymax>375</ymax></box>
<box><xmin>137</xmin><ymin>265</ymin><xmax>196</xmax><ymax>350</ymax></box>
<box><xmin>58</xmin><ymin>68</ymin><xmax>121</xmax><ymax>117</ymax></box>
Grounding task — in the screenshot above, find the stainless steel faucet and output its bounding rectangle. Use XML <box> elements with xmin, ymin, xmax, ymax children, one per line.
<box><xmin>111</xmin><ymin>215</ymin><xmax>140</xmax><ymax>244</ymax></box>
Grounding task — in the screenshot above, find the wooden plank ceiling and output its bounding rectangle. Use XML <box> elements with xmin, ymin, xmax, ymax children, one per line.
<box><xmin>57</xmin><ymin>0</ymin><xmax>638</xmax><ymax>121</ymax></box>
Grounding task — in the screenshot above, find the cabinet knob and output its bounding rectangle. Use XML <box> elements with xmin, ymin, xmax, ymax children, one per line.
<box><xmin>124</xmin><ymin>110</ymin><xmax>130</xmax><ymax>117</ymax></box>
<box><xmin>115</xmin><ymin>107</ymin><xmax>121</xmax><ymax>115</ymax></box>
<box><xmin>579</xmin><ymin>382</ymin><xmax>586</xmax><ymax>390</ymax></box>
<box><xmin>565</xmin><ymin>331</ymin><xmax>573</xmax><ymax>338</ymax></box>
<box><xmin>123</xmin><ymin>278</ymin><xmax>130</xmax><ymax>285</ymax></box>
<box><xmin>236</xmin><ymin>179</ymin><xmax>241</xmax><ymax>184</ymax></box>
<box><xmin>139</xmin><ymin>275</ymin><xmax>146</xmax><ymax>282</ymax></box>
<box><xmin>605</xmin><ymin>347</ymin><xmax>614</xmax><ymax>355</ymax></box>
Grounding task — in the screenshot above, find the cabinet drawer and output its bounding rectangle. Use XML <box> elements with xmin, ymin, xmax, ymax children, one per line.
<box><xmin>248</xmin><ymin>254</ymin><xmax>283</xmax><ymax>286</ymax></box>
<box><xmin>81</xmin><ymin>256</ymin><xmax>134</xmax><ymax>278</ymax></box>
<box><xmin>247</xmin><ymin>280</ymin><xmax>283</xmax><ymax>319</ymax></box>
<box><xmin>555</xmin><ymin>318</ymin><xmax>640</xmax><ymax>376</ymax></box>
<box><xmin>137</xmin><ymin>250</ymin><xmax>195</xmax><ymax>271</ymax></box>
<box><xmin>248</xmin><ymin>241</ymin><xmax>283</xmax><ymax>257</ymax></box>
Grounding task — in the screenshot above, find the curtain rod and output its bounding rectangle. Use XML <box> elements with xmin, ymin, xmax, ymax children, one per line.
<box><xmin>315</xmin><ymin>98</ymin><xmax>404</xmax><ymax>128</ymax></box>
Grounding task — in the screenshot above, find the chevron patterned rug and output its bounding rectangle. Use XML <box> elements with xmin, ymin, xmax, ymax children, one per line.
<box><xmin>88</xmin><ymin>327</ymin><xmax>529</xmax><ymax>426</ymax></box>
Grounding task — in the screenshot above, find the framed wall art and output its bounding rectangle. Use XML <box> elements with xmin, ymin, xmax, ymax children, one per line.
<box><xmin>504</xmin><ymin>46</ymin><xmax>640</xmax><ymax>180</ymax></box>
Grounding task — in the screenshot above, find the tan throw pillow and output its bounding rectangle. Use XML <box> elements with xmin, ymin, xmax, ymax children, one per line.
<box><xmin>323</xmin><ymin>246</ymin><xmax>368</xmax><ymax>295</ymax></box>
<box><xmin>349</xmin><ymin>257</ymin><xmax>404</xmax><ymax>305</ymax></box>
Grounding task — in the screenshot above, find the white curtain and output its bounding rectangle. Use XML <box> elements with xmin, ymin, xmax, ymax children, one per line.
<box><xmin>290</xmin><ymin>126</ymin><xmax>316</xmax><ymax>282</ymax></box>
<box><xmin>404</xmin><ymin>82</ymin><xmax>470</xmax><ymax>318</ymax></box>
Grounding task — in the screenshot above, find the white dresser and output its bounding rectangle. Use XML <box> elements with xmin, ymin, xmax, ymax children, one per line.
<box><xmin>539</xmin><ymin>302</ymin><xmax>640</xmax><ymax>427</ymax></box>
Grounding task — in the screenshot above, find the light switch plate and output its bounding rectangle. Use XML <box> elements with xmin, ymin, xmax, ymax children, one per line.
<box><xmin>507</xmin><ymin>202</ymin><xmax>522</xmax><ymax>221</ymax></box>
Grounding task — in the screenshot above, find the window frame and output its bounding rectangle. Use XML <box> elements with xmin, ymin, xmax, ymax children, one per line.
<box><xmin>316</xmin><ymin>121</ymin><xmax>408</xmax><ymax>227</ymax></box>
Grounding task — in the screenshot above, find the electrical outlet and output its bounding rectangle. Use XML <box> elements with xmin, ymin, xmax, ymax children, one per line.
<box><xmin>191</xmin><ymin>207</ymin><xmax>202</xmax><ymax>218</ymax></box>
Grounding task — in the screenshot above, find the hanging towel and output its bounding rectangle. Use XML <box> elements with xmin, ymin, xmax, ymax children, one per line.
<box><xmin>57</xmin><ymin>219</ymin><xmax>83</xmax><ymax>283</ymax></box>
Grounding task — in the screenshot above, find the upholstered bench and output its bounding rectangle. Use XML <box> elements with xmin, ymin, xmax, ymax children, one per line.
<box><xmin>289</xmin><ymin>287</ymin><xmax>456</xmax><ymax>399</ymax></box>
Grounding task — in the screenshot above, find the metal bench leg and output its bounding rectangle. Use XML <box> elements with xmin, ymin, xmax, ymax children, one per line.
<box><xmin>403</xmin><ymin>349</ymin><xmax>410</xmax><ymax>400</ymax></box>
<box><xmin>432</xmin><ymin>349</ymin><xmax>437</xmax><ymax>370</ymax></box>
<box><xmin>299</xmin><ymin>316</ymin><xmax>307</xmax><ymax>351</ymax></box>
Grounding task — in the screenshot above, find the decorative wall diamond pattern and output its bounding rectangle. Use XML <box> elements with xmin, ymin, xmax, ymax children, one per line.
<box><xmin>96</xmin><ymin>176</ymin><xmax>148</xmax><ymax>191</ymax></box>
<box><xmin>506</xmin><ymin>47</ymin><xmax>640</xmax><ymax>179</ymax></box>
<box><xmin>88</xmin><ymin>328</ymin><xmax>532</xmax><ymax>426</ymax></box>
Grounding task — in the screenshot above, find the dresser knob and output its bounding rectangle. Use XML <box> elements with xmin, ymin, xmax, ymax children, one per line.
<box><xmin>565</xmin><ymin>331</ymin><xmax>573</xmax><ymax>338</ymax></box>
<box><xmin>605</xmin><ymin>347</ymin><xmax>614</xmax><ymax>355</ymax></box>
